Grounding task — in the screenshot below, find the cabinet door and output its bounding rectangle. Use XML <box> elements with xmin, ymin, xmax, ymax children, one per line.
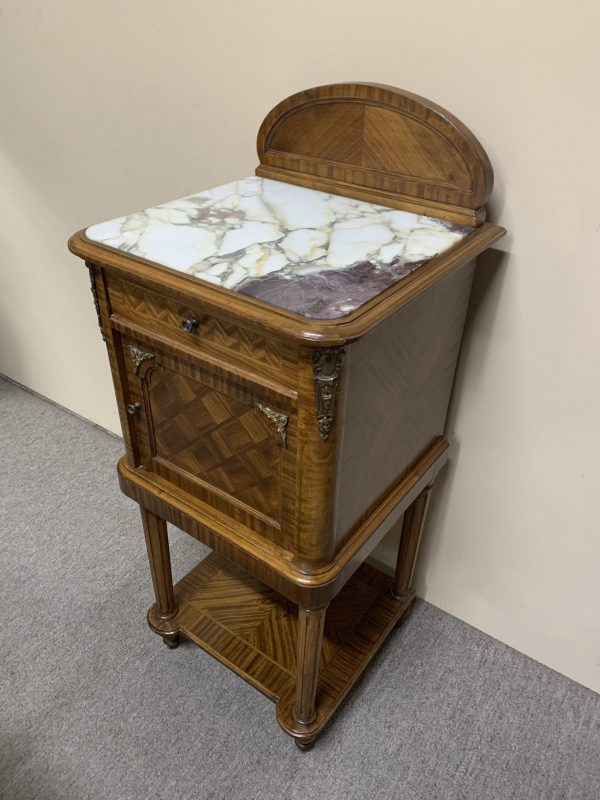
<box><xmin>121</xmin><ymin>334</ymin><xmax>297</xmax><ymax>547</ymax></box>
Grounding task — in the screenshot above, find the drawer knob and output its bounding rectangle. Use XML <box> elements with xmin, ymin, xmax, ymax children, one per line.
<box><xmin>126</xmin><ymin>402</ymin><xmax>141</xmax><ymax>416</ymax></box>
<box><xmin>180</xmin><ymin>317</ymin><xmax>199</xmax><ymax>333</ymax></box>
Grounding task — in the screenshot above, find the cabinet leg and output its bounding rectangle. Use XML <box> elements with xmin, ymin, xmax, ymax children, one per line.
<box><xmin>294</xmin><ymin>605</ymin><xmax>328</xmax><ymax>727</ymax></box>
<box><xmin>391</xmin><ymin>484</ymin><xmax>433</xmax><ymax>600</ymax></box>
<box><xmin>140</xmin><ymin>507</ymin><xmax>178</xmax><ymax>624</ymax></box>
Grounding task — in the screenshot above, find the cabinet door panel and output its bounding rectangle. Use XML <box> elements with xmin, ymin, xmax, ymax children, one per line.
<box><xmin>148</xmin><ymin>368</ymin><xmax>281</xmax><ymax>520</ymax></box>
<box><xmin>121</xmin><ymin>334</ymin><xmax>297</xmax><ymax>546</ymax></box>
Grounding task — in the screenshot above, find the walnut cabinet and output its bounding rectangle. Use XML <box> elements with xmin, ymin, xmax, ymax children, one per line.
<box><xmin>69</xmin><ymin>83</ymin><xmax>505</xmax><ymax>749</ymax></box>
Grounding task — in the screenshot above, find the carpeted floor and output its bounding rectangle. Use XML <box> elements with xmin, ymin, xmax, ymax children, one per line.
<box><xmin>1</xmin><ymin>375</ymin><xmax>599</xmax><ymax>800</ymax></box>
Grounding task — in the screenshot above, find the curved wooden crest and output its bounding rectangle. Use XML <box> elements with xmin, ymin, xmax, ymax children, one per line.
<box><xmin>256</xmin><ymin>83</ymin><xmax>493</xmax><ymax>225</ymax></box>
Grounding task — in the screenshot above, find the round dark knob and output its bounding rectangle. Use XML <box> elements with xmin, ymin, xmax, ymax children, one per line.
<box><xmin>180</xmin><ymin>317</ymin><xmax>199</xmax><ymax>333</ymax></box>
<box><xmin>126</xmin><ymin>402</ymin><xmax>141</xmax><ymax>416</ymax></box>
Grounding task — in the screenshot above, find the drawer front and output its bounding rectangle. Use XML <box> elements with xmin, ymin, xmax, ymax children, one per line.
<box><xmin>107</xmin><ymin>275</ymin><xmax>296</xmax><ymax>385</ymax></box>
<box><xmin>120</xmin><ymin>333</ymin><xmax>297</xmax><ymax>548</ymax></box>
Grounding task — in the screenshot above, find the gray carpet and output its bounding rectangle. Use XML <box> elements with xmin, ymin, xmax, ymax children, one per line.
<box><xmin>1</xmin><ymin>376</ymin><xmax>599</xmax><ymax>800</ymax></box>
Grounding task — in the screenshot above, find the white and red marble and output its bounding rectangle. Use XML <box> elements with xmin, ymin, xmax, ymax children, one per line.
<box><xmin>87</xmin><ymin>177</ymin><xmax>472</xmax><ymax>320</ymax></box>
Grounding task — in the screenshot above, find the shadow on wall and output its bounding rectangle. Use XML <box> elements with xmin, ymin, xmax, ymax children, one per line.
<box><xmin>413</xmin><ymin>245</ymin><xmax>510</xmax><ymax>599</ymax></box>
<box><xmin>463</xmin><ymin>246</ymin><xmax>509</xmax><ymax>341</ymax></box>
<box><xmin>0</xmin><ymin>291</ymin><xmax>24</xmax><ymax>381</ymax></box>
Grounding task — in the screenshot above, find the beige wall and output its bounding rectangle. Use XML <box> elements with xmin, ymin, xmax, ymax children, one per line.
<box><xmin>2</xmin><ymin>2</ymin><xmax>599</xmax><ymax>691</ymax></box>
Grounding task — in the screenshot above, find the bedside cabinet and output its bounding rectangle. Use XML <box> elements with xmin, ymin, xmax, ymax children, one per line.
<box><xmin>69</xmin><ymin>82</ymin><xmax>505</xmax><ymax>749</ymax></box>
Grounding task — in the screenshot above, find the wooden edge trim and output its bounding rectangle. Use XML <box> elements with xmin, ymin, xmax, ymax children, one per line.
<box><xmin>255</xmin><ymin>165</ymin><xmax>485</xmax><ymax>226</ymax></box>
<box><xmin>69</xmin><ymin>224</ymin><xmax>505</xmax><ymax>346</ymax></box>
<box><xmin>110</xmin><ymin>314</ymin><xmax>299</xmax><ymax>401</ymax></box>
<box><xmin>332</xmin><ymin>224</ymin><xmax>505</xmax><ymax>338</ymax></box>
<box><xmin>256</xmin><ymin>82</ymin><xmax>494</xmax><ymax>212</ymax></box>
<box><xmin>117</xmin><ymin>457</ymin><xmax>297</xmax><ymax>566</ymax></box>
<box><xmin>116</xmin><ymin>436</ymin><xmax>448</xmax><ymax>594</ymax></box>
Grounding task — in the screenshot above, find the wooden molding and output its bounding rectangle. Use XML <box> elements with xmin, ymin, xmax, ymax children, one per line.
<box><xmin>68</xmin><ymin>222</ymin><xmax>504</xmax><ymax>346</ymax></box>
<box><xmin>257</xmin><ymin>82</ymin><xmax>494</xmax><ymax>226</ymax></box>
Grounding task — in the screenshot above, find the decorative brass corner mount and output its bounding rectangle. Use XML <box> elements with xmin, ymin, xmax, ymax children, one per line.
<box><xmin>256</xmin><ymin>402</ymin><xmax>288</xmax><ymax>448</ymax></box>
<box><xmin>85</xmin><ymin>261</ymin><xmax>105</xmax><ymax>341</ymax></box>
<box><xmin>128</xmin><ymin>344</ymin><xmax>155</xmax><ymax>375</ymax></box>
<box><xmin>312</xmin><ymin>347</ymin><xmax>344</xmax><ymax>441</ymax></box>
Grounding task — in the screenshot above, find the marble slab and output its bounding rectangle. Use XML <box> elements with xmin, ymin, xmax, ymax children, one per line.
<box><xmin>86</xmin><ymin>177</ymin><xmax>473</xmax><ymax>320</ymax></box>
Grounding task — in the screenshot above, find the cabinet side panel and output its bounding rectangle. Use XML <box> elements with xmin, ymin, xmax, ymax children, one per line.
<box><xmin>334</xmin><ymin>261</ymin><xmax>475</xmax><ymax>545</ymax></box>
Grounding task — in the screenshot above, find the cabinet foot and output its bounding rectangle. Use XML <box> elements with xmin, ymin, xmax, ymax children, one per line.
<box><xmin>295</xmin><ymin>739</ymin><xmax>315</xmax><ymax>752</ymax></box>
<box><xmin>162</xmin><ymin>633</ymin><xmax>181</xmax><ymax>649</ymax></box>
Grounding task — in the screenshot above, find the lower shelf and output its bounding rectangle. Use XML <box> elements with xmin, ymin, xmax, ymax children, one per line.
<box><xmin>148</xmin><ymin>552</ymin><xmax>414</xmax><ymax>742</ymax></box>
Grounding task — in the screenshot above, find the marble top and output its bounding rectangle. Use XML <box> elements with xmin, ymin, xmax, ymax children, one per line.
<box><xmin>86</xmin><ymin>177</ymin><xmax>472</xmax><ymax>320</ymax></box>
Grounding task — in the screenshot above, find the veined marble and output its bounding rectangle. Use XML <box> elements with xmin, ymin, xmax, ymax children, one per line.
<box><xmin>86</xmin><ymin>177</ymin><xmax>473</xmax><ymax>320</ymax></box>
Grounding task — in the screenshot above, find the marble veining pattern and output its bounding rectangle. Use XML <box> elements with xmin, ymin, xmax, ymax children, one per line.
<box><xmin>86</xmin><ymin>177</ymin><xmax>473</xmax><ymax>320</ymax></box>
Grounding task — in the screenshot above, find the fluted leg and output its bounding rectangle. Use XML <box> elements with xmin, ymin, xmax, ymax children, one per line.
<box><xmin>294</xmin><ymin>605</ymin><xmax>328</xmax><ymax>728</ymax></box>
<box><xmin>140</xmin><ymin>507</ymin><xmax>179</xmax><ymax>647</ymax></box>
<box><xmin>391</xmin><ymin>484</ymin><xmax>433</xmax><ymax>600</ymax></box>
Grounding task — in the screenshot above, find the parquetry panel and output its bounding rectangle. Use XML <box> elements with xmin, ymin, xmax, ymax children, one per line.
<box><xmin>110</xmin><ymin>277</ymin><xmax>284</xmax><ymax>370</ymax></box>
<box><xmin>147</xmin><ymin>369</ymin><xmax>281</xmax><ymax>519</ymax></box>
<box><xmin>200</xmin><ymin>315</ymin><xmax>282</xmax><ymax>369</ymax></box>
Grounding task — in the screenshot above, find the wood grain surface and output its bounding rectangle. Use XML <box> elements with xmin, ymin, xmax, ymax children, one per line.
<box><xmin>68</xmin><ymin>82</ymin><xmax>504</xmax><ymax>747</ymax></box>
<box><xmin>257</xmin><ymin>82</ymin><xmax>494</xmax><ymax>225</ymax></box>
<box><xmin>147</xmin><ymin>551</ymin><xmax>414</xmax><ymax>746</ymax></box>
<box><xmin>334</xmin><ymin>260</ymin><xmax>475</xmax><ymax>544</ymax></box>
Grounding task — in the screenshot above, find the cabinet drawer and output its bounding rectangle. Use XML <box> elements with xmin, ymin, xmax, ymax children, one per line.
<box><xmin>119</xmin><ymin>332</ymin><xmax>297</xmax><ymax>550</ymax></box>
<box><xmin>106</xmin><ymin>275</ymin><xmax>296</xmax><ymax>384</ymax></box>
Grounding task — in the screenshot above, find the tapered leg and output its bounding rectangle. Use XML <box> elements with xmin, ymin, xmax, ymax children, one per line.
<box><xmin>294</xmin><ymin>605</ymin><xmax>328</xmax><ymax>729</ymax></box>
<box><xmin>391</xmin><ymin>484</ymin><xmax>433</xmax><ymax>600</ymax></box>
<box><xmin>140</xmin><ymin>507</ymin><xmax>180</xmax><ymax>647</ymax></box>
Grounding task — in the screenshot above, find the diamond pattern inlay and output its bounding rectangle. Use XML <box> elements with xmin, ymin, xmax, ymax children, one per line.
<box><xmin>148</xmin><ymin>369</ymin><xmax>281</xmax><ymax>518</ymax></box>
<box><xmin>114</xmin><ymin>279</ymin><xmax>283</xmax><ymax>369</ymax></box>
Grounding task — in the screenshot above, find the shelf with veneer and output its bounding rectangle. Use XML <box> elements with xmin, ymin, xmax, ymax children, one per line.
<box><xmin>148</xmin><ymin>552</ymin><xmax>414</xmax><ymax>745</ymax></box>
